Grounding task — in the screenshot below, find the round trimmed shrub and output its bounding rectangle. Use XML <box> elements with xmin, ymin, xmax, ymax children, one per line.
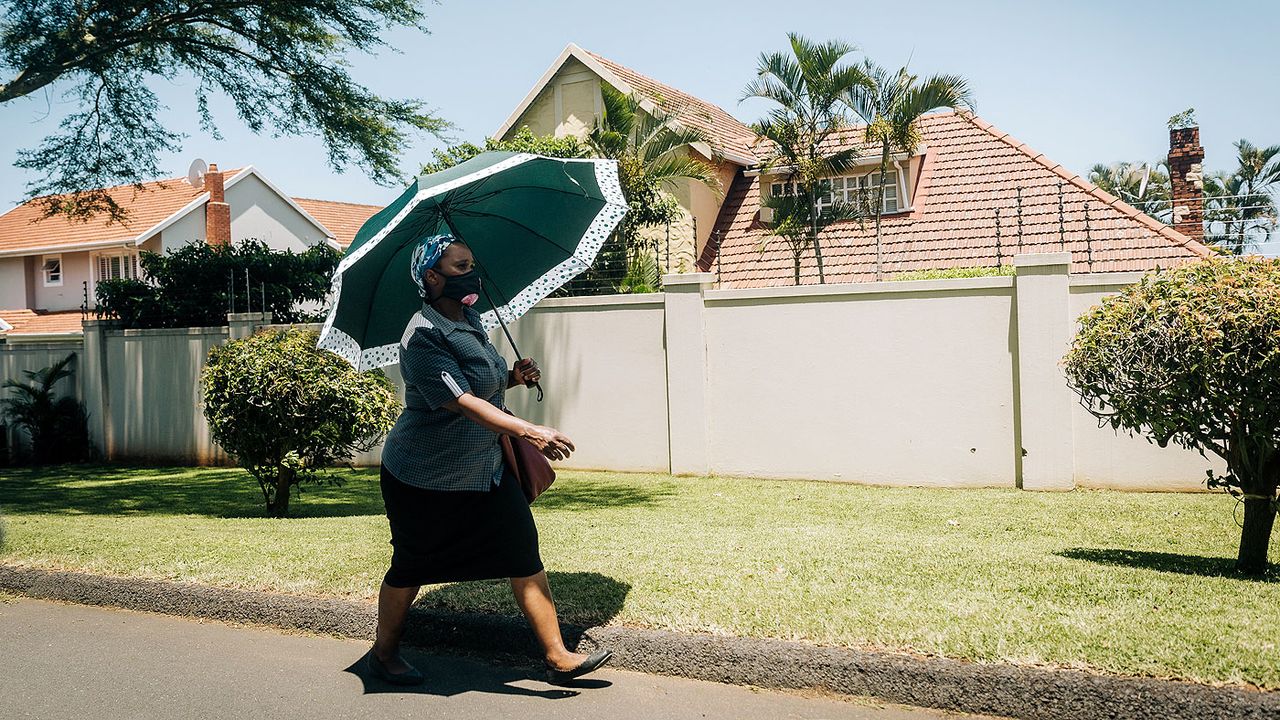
<box><xmin>201</xmin><ymin>327</ymin><xmax>400</xmax><ymax>517</ymax></box>
<box><xmin>1064</xmin><ymin>256</ymin><xmax>1280</xmax><ymax>575</ymax></box>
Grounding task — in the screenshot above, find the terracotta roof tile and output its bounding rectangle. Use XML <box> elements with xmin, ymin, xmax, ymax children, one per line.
<box><xmin>582</xmin><ymin>49</ymin><xmax>759</xmax><ymax>164</ymax></box>
<box><xmin>702</xmin><ymin>112</ymin><xmax>1213</xmax><ymax>286</ymax></box>
<box><xmin>0</xmin><ymin>309</ymin><xmax>84</xmax><ymax>336</ymax></box>
<box><xmin>0</xmin><ymin>170</ymin><xmax>244</xmax><ymax>255</ymax></box>
<box><xmin>292</xmin><ymin>198</ymin><xmax>381</xmax><ymax>248</ymax></box>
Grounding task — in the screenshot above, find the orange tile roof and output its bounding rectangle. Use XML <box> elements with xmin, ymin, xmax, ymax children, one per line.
<box><xmin>0</xmin><ymin>170</ymin><xmax>243</xmax><ymax>255</ymax></box>
<box><xmin>0</xmin><ymin>309</ymin><xmax>84</xmax><ymax>336</ymax></box>
<box><xmin>292</xmin><ymin>198</ymin><xmax>381</xmax><ymax>247</ymax></box>
<box><xmin>582</xmin><ymin>49</ymin><xmax>760</xmax><ymax>165</ymax></box>
<box><xmin>702</xmin><ymin>112</ymin><xmax>1213</xmax><ymax>286</ymax></box>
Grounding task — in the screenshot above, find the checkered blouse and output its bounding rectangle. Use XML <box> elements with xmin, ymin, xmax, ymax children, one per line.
<box><xmin>380</xmin><ymin>303</ymin><xmax>508</xmax><ymax>491</ymax></box>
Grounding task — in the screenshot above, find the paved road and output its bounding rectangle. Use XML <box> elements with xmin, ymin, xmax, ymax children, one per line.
<box><xmin>0</xmin><ymin>598</ymin><xmax>1004</xmax><ymax>720</ymax></box>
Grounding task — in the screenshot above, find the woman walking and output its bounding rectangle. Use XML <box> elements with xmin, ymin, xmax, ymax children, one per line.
<box><xmin>367</xmin><ymin>233</ymin><xmax>612</xmax><ymax>686</ymax></box>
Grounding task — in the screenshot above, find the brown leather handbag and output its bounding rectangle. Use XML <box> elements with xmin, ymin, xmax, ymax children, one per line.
<box><xmin>499</xmin><ymin>409</ymin><xmax>555</xmax><ymax>503</ymax></box>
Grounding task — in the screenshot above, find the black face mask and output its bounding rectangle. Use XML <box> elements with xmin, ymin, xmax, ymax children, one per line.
<box><xmin>437</xmin><ymin>269</ymin><xmax>482</xmax><ymax>305</ymax></box>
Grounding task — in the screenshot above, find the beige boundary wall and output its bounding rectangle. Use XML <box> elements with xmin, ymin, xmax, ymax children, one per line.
<box><xmin>3</xmin><ymin>254</ymin><xmax>1221</xmax><ymax>490</ymax></box>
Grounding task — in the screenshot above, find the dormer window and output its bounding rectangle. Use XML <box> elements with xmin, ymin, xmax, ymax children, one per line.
<box><xmin>41</xmin><ymin>255</ymin><xmax>62</xmax><ymax>286</ymax></box>
<box><xmin>769</xmin><ymin>169</ymin><xmax>904</xmax><ymax>214</ymax></box>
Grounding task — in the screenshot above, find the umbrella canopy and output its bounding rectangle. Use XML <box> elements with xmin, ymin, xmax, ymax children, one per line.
<box><xmin>317</xmin><ymin>152</ymin><xmax>627</xmax><ymax>371</ymax></box>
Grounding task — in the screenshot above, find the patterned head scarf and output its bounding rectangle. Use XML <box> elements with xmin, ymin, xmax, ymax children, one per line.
<box><xmin>409</xmin><ymin>233</ymin><xmax>456</xmax><ymax>298</ymax></box>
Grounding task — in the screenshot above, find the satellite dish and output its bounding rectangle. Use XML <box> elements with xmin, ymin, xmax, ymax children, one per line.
<box><xmin>187</xmin><ymin>158</ymin><xmax>208</xmax><ymax>189</ymax></box>
<box><xmin>1138</xmin><ymin>164</ymin><xmax>1151</xmax><ymax>200</ymax></box>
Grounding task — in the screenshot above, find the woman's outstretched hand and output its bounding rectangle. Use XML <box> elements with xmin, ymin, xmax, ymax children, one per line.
<box><xmin>511</xmin><ymin>358</ymin><xmax>541</xmax><ymax>388</ymax></box>
<box><xmin>523</xmin><ymin>424</ymin><xmax>575</xmax><ymax>461</ymax></box>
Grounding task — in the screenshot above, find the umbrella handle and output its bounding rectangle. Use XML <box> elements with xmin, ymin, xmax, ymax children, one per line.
<box><xmin>475</xmin><ymin>271</ymin><xmax>545</xmax><ymax>403</ymax></box>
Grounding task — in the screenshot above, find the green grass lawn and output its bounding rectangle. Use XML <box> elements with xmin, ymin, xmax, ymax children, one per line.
<box><xmin>1</xmin><ymin>464</ymin><xmax>1277</xmax><ymax>688</ymax></box>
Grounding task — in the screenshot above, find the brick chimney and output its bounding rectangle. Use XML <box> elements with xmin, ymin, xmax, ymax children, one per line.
<box><xmin>1167</xmin><ymin>127</ymin><xmax>1205</xmax><ymax>242</ymax></box>
<box><xmin>205</xmin><ymin>163</ymin><xmax>231</xmax><ymax>246</ymax></box>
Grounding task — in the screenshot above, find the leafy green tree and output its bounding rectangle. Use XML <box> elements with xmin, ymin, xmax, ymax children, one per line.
<box><xmin>845</xmin><ymin>61</ymin><xmax>972</xmax><ymax>280</ymax></box>
<box><xmin>1</xmin><ymin>354</ymin><xmax>93</xmax><ymax>464</ymax></box>
<box><xmin>201</xmin><ymin>328</ymin><xmax>399</xmax><ymax>517</ymax></box>
<box><xmin>1</xmin><ymin>0</ymin><xmax>448</xmax><ymax>223</ymax></box>
<box><xmin>94</xmin><ymin>239</ymin><xmax>340</xmax><ymax>328</ymax></box>
<box><xmin>586</xmin><ymin>84</ymin><xmax>721</xmax><ymax>293</ymax></box>
<box><xmin>1064</xmin><ymin>257</ymin><xmax>1280</xmax><ymax>576</ymax></box>
<box><xmin>743</xmin><ymin>33</ymin><xmax>872</xmax><ymax>284</ymax></box>
<box><xmin>420</xmin><ymin>127</ymin><xmax>588</xmax><ymax>174</ymax></box>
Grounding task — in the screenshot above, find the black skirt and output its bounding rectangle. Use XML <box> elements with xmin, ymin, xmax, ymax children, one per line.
<box><xmin>379</xmin><ymin>462</ymin><xmax>544</xmax><ymax>587</ymax></box>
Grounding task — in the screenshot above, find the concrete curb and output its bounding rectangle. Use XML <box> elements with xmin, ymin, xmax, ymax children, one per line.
<box><xmin>2</xmin><ymin>565</ymin><xmax>1276</xmax><ymax>720</ymax></box>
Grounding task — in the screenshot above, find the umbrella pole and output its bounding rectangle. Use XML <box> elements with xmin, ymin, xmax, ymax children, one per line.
<box><xmin>480</xmin><ymin>282</ymin><xmax>544</xmax><ymax>402</ymax></box>
<box><xmin>444</xmin><ymin>212</ymin><xmax>544</xmax><ymax>401</ymax></box>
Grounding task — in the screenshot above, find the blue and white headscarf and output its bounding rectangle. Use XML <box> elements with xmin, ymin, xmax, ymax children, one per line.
<box><xmin>409</xmin><ymin>233</ymin><xmax>456</xmax><ymax>298</ymax></box>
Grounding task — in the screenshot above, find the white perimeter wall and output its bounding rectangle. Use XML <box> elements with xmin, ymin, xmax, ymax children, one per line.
<box><xmin>38</xmin><ymin>255</ymin><xmax>1221</xmax><ymax>492</ymax></box>
<box><xmin>705</xmin><ymin>279</ymin><xmax>1017</xmax><ymax>486</ymax></box>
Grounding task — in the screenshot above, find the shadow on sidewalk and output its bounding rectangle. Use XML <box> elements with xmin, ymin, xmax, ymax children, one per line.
<box><xmin>343</xmin><ymin>649</ymin><xmax>609</xmax><ymax>699</ymax></box>
<box><xmin>345</xmin><ymin>570</ymin><xmax>628</xmax><ymax>698</ymax></box>
<box><xmin>1058</xmin><ymin>547</ymin><xmax>1278</xmax><ymax>581</ymax></box>
<box><xmin>412</xmin><ymin>570</ymin><xmax>632</xmax><ymax>629</ymax></box>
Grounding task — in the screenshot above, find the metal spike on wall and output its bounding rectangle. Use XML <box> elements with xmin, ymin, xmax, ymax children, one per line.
<box><xmin>1016</xmin><ymin>187</ymin><xmax>1024</xmax><ymax>252</ymax></box>
<box><xmin>995</xmin><ymin>205</ymin><xmax>1002</xmax><ymax>268</ymax></box>
<box><xmin>1057</xmin><ymin>180</ymin><xmax>1066</xmax><ymax>252</ymax></box>
<box><xmin>1084</xmin><ymin>200</ymin><xmax>1094</xmax><ymax>272</ymax></box>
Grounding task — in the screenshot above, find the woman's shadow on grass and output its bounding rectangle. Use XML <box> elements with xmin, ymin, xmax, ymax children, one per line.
<box><xmin>1058</xmin><ymin>547</ymin><xmax>1279</xmax><ymax>581</ymax></box>
<box><xmin>344</xmin><ymin>570</ymin><xmax>630</xmax><ymax>698</ymax></box>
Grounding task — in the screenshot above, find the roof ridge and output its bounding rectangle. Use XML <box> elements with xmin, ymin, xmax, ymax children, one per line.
<box><xmin>580</xmin><ymin>47</ymin><xmax>740</xmax><ymax>112</ymax></box>
<box><xmin>18</xmin><ymin>166</ymin><xmax>247</xmax><ymax>204</ymax></box>
<box><xmin>293</xmin><ymin>197</ymin><xmax>382</xmax><ymax>208</ymax></box>
<box><xmin>955</xmin><ymin>111</ymin><xmax>1214</xmax><ymax>259</ymax></box>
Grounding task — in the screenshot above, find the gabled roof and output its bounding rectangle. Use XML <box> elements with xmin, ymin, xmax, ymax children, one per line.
<box><xmin>0</xmin><ymin>172</ymin><xmax>239</xmax><ymax>257</ymax></box>
<box><xmin>703</xmin><ymin>111</ymin><xmax>1214</xmax><ymax>286</ymax></box>
<box><xmin>292</xmin><ymin>198</ymin><xmax>381</xmax><ymax>247</ymax></box>
<box><xmin>0</xmin><ymin>167</ymin><xmax>342</xmax><ymax>257</ymax></box>
<box><xmin>0</xmin><ymin>309</ymin><xmax>84</xmax><ymax>338</ymax></box>
<box><xmin>496</xmin><ymin>43</ymin><xmax>760</xmax><ymax>166</ymax></box>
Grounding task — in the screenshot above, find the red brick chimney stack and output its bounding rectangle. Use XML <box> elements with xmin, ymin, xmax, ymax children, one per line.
<box><xmin>1168</xmin><ymin>127</ymin><xmax>1205</xmax><ymax>242</ymax></box>
<box><xmin>204</xmin><ymin>163</ymin><xmax>231</xmax><ymax>246</ymax></box>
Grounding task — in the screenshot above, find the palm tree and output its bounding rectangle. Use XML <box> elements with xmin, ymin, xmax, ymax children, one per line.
<box><xmin>1088</xmin><ymin>161</ymin><xmax>1172</xmax><ymax>222</ymax></box>
<box><xmin>0</xmin><ymin>354</ymin><xmax>91</xmax><ymax>464</ymax></box>
<box><xmin>1199</xmin><ymin>141</ymin><xmax>1280</xmax><ymax>254</ymax></box>
<box><xmin>761</xmin><ymin>170</ymin><xmax>863</xmax><ymax>284</ymax></box>
<box><xmin>584</xmin><ymin>85</ymin><xmax>721</xmax><ymax>293</ymax></box>
<box><xmin>742</xmin><ymin>33</ymin><xmax>872</xmax><ymax>284</ymax></box>
<box><xmin>845</xmin><ymin>62</ymin><xmax>973</xmax><ymax>280</ymax></box>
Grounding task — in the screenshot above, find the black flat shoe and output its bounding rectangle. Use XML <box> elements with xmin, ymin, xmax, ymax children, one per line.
<box><xmin>366</xmin><ymin>650</ymin><xmax>426</xmax><ymax>686</ymax></box>
<box><xmin>545</xmin><ymin>649</ymin><xmax>613</xmax><ymax>686</ymax></box>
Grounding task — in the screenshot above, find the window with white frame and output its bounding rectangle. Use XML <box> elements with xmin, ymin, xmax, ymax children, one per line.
<box><xmin>41</xmin><ymin>255</ymin><xmax>63</xmax><ymax>286</ymax></box>
<box><xmin>93</xmin><ymin>250</ymin><xmax>140</xmax><ymax>284</ymax></box>
<box><xmin>770</xmin><ymin>170</ymin><xmax>903</xmax><ymax>214</ymax></box>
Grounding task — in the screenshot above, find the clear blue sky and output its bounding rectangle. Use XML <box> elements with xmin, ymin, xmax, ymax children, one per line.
<box><xmin>2</xmin><ymin>0</ymin><xmax>1277</xmax><ymax>213</ymax></box>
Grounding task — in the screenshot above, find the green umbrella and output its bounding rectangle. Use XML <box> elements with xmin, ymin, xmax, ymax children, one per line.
<box><xmin>316</xmin><ymin>151</ymin><xmax>627</xmax><ymax>375</ymax></box>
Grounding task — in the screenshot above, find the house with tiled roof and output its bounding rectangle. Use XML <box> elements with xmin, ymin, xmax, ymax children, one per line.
<box><xmin>500</xmin><ymin>45</ymin><xmax>1213</xmax><ymax>287</ymax></box>
<box><xmin>0</xmin><ymin>164</ymin><xmax>379</xmax><ymax>338</ymax></box>
<box><xmin>496</xmin><ymin>43</ymin><xmax>756</xmax><ymax>272</ymax></box>
<box><xmin>702</xmin><ymin>112</ymin><xmax>1214</xmax><ymax>286</ymax></box>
